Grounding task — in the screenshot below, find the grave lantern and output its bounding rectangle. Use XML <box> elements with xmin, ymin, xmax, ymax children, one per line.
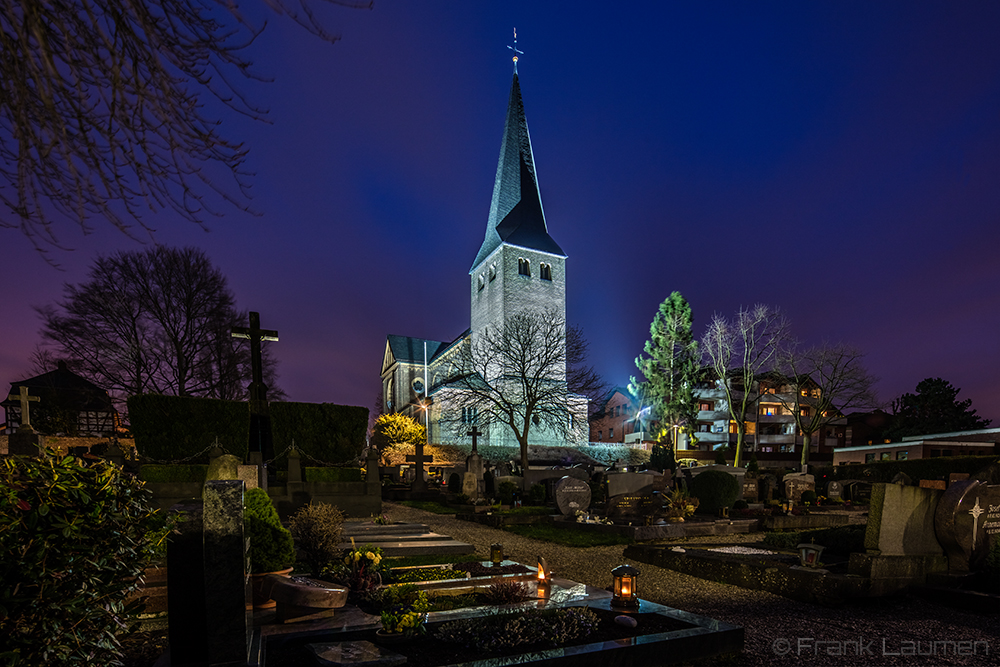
<box><xmin>491</xmin><ymin>543</ymin><xmax>503</xmax><ymax>566</ymax></box>
<box><xmin>796</xmin><ymin>542</ymin><xmax>825</xmax><ymax>568</ymax></box>
<box><xmin>536</xmin><ymin>556</ymin><xmax>551</xmax><ymax>597</ymax></box>
<box><xmin>611</xmin><ymin>564</ymin><xmax>640</xmax><ymax>609</ymax></box>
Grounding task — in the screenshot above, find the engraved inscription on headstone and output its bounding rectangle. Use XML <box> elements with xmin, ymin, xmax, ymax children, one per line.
<box><xmin>935</xmin><ymin>479</ymin><xmax>1000</xmax><ymax>571</ymax></box>
<box><xmin>826</xmin><ymin>480</ymin><xmax>842</xmax><ymax>501</ymax></box>
<box><xmin>554</xmin><ymin>476</ymin><xmax>591</xmax><ymax>515</ymax></box>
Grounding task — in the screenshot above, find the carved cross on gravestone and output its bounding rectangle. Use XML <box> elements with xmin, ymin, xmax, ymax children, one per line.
<box><xmin>406</xmin><ymin>442</ymin><xmax>431</xmax><ymax>492</ymax></box>
<box><xmin>467</xmin><ymin>425</ymin><xmax>483</xmax><ymax>454</ymax></box>
<box><xmin>231</xmin><ymin>311</ymin><xmax>278</xmax><ymax>466</ymax></box>
<box><xmin>7</xmin><ymin>386</ymin><xmax>40</xmax><ymax>431</ymax></box>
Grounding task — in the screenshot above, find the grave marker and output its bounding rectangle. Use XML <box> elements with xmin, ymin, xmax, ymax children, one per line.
<box><xmin>232</xmin><ymin>311</ymin><xmax>278</xmax><ymax>471</ymax></box>
<box><xmin>554</xmin><ymin>476</ymin><xmax>591</xmax><ymax>515</ymax></box>
<box><xmin>6</xmin><ymin>386</ymin><xmax>40</xmax><ymax>430</ymax></box>
<box><xmin>405</xmin><ymin>442</ymin><xmax>431</xmax><ymax>491</ymax></box>
<box><xmin>935</xmin><ymin>479</ymin><xmax>1000</xmax><ymax>571</ymax></box>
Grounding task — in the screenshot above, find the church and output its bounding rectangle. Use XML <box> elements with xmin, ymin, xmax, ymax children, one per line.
<box><xmin>380</xmin><ymin>65</ymin><xmax>588</xmax><ymax>451</ymax></box>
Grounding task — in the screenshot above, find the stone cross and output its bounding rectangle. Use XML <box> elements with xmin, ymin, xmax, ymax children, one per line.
<box><xmin>232</xmin><ymin>311</ymin><xmax>278</xmax><ymax>465</ymax></box>
<box><xmin>406</xmin><ymin>441</ymin><xmax>431</xmax><ymax>491</ymax></box>
<box><xmin>7</xmin><ymin>386</ymin><xmax>40</xmax><ymax>431</ymax></box>
<box><xmin>467</xmin><ymin>425</ymin><xmax>483</xmax><ymax>454</ymax></box>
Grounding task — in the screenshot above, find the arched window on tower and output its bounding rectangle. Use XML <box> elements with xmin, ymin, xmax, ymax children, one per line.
<box><xmin>489</xmin><ymin>263</ymin><xmax>497</xmax><ymax>281</ymax></box>
<box><xmin>518</xmin><ymin>258</ymin><xmax>530</xmax><ymax>277</ymax></box>
<box><xmin>478</xmin><ymin>274</ymin><xmax>485</xmax><ymax>291</ymax></box>
<box><xmin>540</xmin><ymin>263</ymin><xmax>552</xmax><ymax>281</ymax></box>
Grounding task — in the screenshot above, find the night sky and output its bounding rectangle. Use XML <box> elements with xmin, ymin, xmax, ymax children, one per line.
<box><xmin>3</xmin><ymin>2</ymin><xmax>1000</xmax><ymax>424</ymax></box>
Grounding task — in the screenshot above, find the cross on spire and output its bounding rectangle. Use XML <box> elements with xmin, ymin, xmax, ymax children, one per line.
<box><xmin>507</xmin><ymin>27</ymin><xmax>523</xmax><ymax>72</ymax></box>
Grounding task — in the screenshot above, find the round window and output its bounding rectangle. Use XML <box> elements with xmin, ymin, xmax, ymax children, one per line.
<box><xmin>412</xmin><ymin>378</ymin><xmax>425</xmax><ymax>394</ymax></box>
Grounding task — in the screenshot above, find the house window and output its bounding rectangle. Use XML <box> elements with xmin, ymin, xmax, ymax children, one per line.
<box><xmin>865</xmin><ymin>453</ymin><xmax>876</xmax><ymax>463</ymax></box>
<box><xmin>609</xmin><ymin>427</ymin><xmax>614</xmax><ymax>438</ymax></box>
<box><xmin>896</xmin><ymin>451</ymin><xmax>908</xmax><ymax>461</ymax></box>
<box><xmin>699</xmin><ymin>401</ymin><xmax>713</xmax><ymax>411</ymax></box>
<box><xmin>760</xmin><ymin>405</ymin><xmax>777</xmax><ymax>417</ymax></box>
<box><xmin>518</xmin><ymin>258</ymin><xmax>530</xmax><ymax>276</ymax></box>
<box><xmin>800</xmin><ymin>406</ymin><xmax>811</xmax><ymax>416</ymax></box>
<box><xmin>880</xmin><ymin>452</ymin><xmax>890</xmax><ymax>461</ymax></box>
<box><xmin>598</xmin><ymin>430</ymin><xmax>602</xmax><ymax>440</ymax></box>
<box><xmin>462</xmin><ymin>407</ymin><xmax>478</xmax><ymax>424</ymax></box>
<box><xmin>540</xmin><ymin>263</ymin><xmax>552</xmax><ymax>281</ymax></box>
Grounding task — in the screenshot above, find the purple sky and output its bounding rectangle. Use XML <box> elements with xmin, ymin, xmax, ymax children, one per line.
<box><xmin>3</xmin><ymin>2</ymin><xmax>1000</xmax><ymax>423</ymax></box>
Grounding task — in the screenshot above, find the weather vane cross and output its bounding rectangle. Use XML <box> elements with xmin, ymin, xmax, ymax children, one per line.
<box><xmin>507</xmin><ymin>27</ymin><xmax>523</xmax><ymax>72</ymax></box>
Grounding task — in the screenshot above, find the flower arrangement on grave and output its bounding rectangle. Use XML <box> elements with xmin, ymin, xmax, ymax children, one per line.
<box><xmin>378</xmin><ymin>588</ymin><xmax>430</xmax><ymax>637</ymax></box>
<box><xmin>664</xmin><ymin>488</ymin><xmax>699</xmax><ymax>519</ymax></box>
<box><xmin>371</xmin><ymin>513</ymin><xmax>392</xmax><ymax>525</ymax></box>
<box><xmin>337</xmin><ymin>539</ymin><xmax>388</xmax><ymax>594</ymax></box>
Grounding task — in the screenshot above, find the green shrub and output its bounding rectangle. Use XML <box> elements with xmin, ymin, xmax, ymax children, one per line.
<box><xmin>800</xmin><ymin>490</ymin><xmax>817</xmax><ymax>504</ymax></box>
<box><xmin>246</xmin><ymin>488</ymin><xmax>295</xmax><ymax>573</ymax></box>
<box><xmin>128</xmin><ymin>394</ymin><xmax>249</xmax><ymax>462</ymax></box>
<box><xmin>690</xmin><ymin>470</ymin><xmax>740</xmax><ymax>514</ymax></box>
<box><xmin>586</xmin><ymin>444</ymin><xmax>650</xmax><ymax>466</ymax></box>
<box><xmin>0</xmin><ymin>454</ymin><xmax>166</xmax><ymax>666</ymax></box>
<box><xmin>714</xmin><ymin>450</ymin><xmax>727</xmax><ymax>465</ymax></box>
<box><xmin>270</xmin><ymin>401</ymin><xmax>369</xmax><ymax>470</ymax></box>
<box><xmin>138</xmin><ymin>464</ymin><xmax>208</xmax><ymax>483</ymax></box>
<box><xmin>303</xmin><ymin>467</ymin><xmax>363</xmax><ymax>483</ymax></box>
<box><xmin>436</xmin><ymin>607</ymin><xmax>600</xmax><ymax>652</ymax></box>
<box><xmin>527</xmin><ymin>483</ymin><xmax>547</xmax><ymax>505</ymax></box>
<box><xmin>497</xmin><ymin>481</ymin><xmax>518</xmax><ymax>505</ymax></box>
<box><xmin>733</xmin><ymin>499</ymin><xmax>749</xmax><ymax>510</ymax></box>
<box><xmin>825</xmin><ymin>456</ymin><xmax>999</xmax><ymax>484</ymax></box>
<box><xmin>763</xmin><ymin>531</ymin><xmax>804</xmax><ymax>549</ymax></box>
<box><xmin>289</xmin><ymin>503</ymin><xmax>344</xmax><ymax>578</ymax></box>
<box><xmin>987</xmin><ymin>538</ymin><xmax>1000</xmax><ymax>594</ymax></box>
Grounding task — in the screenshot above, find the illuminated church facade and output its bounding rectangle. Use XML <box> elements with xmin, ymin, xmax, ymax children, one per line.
<box><xmin>380</xmin><ymin>68</ymin><xmax>588</xmax><ymax>450</ymax></box>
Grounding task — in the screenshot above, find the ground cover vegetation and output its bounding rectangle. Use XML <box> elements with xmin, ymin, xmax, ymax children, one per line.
<box><xmin>501</xmin><ymin>523</ymin><xmax>634</xmax><ymax>547</ymax></box>
<box><xmin>0</xmin><ymin>454</ymin><xmax>166</xmax><ymax>666</ymax></box>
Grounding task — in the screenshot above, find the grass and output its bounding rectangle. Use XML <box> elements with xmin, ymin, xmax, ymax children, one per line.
<box><xmin>496</xmin><ymin>506</ymin><xmax>551</xmax><ymax>516</ymax></box>
<box><xmin>399</xmin><ymin>500</ymin><xmax>456</xmax><ymax>514</ymax></box>
<box><xmin>502</xmin><ymin>523</ymin><xmax>633</xmax><ymax>547</ymax></box>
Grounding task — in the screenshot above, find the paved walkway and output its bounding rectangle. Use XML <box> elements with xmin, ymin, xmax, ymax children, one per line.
<box><xmin>384</xmin><ymin>502</ymin><xmax>1000</xmax><ymax>667</ymax></box>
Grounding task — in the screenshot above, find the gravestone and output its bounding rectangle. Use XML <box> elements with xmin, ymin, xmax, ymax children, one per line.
<box><xmin>464</xmin><ymin>450</ymin><xmax>484</xmax><ymax>500</ymax></box>
<box><xmin>6</xmin><ymin>386</ymin><xmax>42</xmax><ymax>456</ymax></box>
<box><xmin>865</xmin><ymin>483</ymin><xmax>945</xmax><ymax>556</ymax></box>
<box><xmin>406</xmin><ymin>443</ymin><xmax>431</xmax><ymax>491</ymax></box>
<box><xmin>554</xmin><ymin>476</ymin><xmax>591</xmax><ymax>515</ymax></box>
<box><xmin>168</xmin><ymin>480</ymin><xmax>251</xmax><ymax>666</ymax></box>
<box><xmin>949</xmin><ymin>472</ymin><xmax>970</xmax><ymax>485</ymax></box>
<box><xmin>461</xmin><ymin>473</ymin><xmax>479</xmax><ymax>500</ymax></box>
<box><xmin>232</xmin><ymin>311</ymin><xmax>278</xmax><ymax>478</ymax></box>
<box><xmin>606</xmin><ymin>493</ymin><xmax>657</xmax><ymax>518</ymax></box>
<box><xmin>919</xmin><ymin>480</ymin><xmax>947</xmax><ymax>491</ymax></box>
<box><xmin>842</xmin><ymin>480</ymin><xmax>872</xmax><ymax>503</ymax></box>
<box><xmin>483</xmin><ymin>470</ymin><xmax>495</xmax><ymax>496</ymax></box>
<box><xmin>825</xmin><ymin>480</ymin><xmax>843</xmax><ymax>501</ymax></box>
<box><xmin>889</xmin><ymin>471</ymin><xmax>912</xmax><ymax>486</ymax></box>
<box><xmin>759</xmin><ymin>475</ymin><xmax>777</xmax><ymax>502</ymax></box>
<box><xmin>742</xmin><ymin>479</ymin><xmax>758</xmax><ymax>501</ymax></box>
<box><xmin>206</xmin><ymin>454</ymin><xmax>240</xmax><ymax>481</ymax></box>
<box><xmin>307</xmin><ymin>641</ymin><xmax>406</xmax><ymax>667</ymax></box>
<box><xmin>607</xmin><ymin>472</ymin><xmax>657</xmax><ymax>497</ymax></box>
<box><xmin>783</xmin><ymin>473</ymin><xmax>815</xmax><ymax>503</ymax></box>
<box><xmin>934</xmin><ymin>479</ymin><xmax>1000</xmax><ymax>571</ymax></box>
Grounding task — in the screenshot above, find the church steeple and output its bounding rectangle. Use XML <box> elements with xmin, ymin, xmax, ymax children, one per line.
<box><xmin>471</xmin><ymin>73</ymin><xmax>565</xmax><ymax>271</ymax></box>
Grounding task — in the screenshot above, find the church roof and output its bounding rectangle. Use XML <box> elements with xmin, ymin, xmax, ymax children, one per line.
<box><xmin>471</xmin><ymin>73</ymin><xmax>565</xmax><ymax>271</ymax></box>
<box><xmin>385</xmin><ymin>335</ymin><xmax>452</xmax><ymax>365</ymax></box>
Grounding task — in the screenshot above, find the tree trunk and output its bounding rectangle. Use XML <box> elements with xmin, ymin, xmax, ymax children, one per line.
<box><xmin>800</xmin><ymin>432</ymin><xmax>812</xmax><ymax>468</ymax></box>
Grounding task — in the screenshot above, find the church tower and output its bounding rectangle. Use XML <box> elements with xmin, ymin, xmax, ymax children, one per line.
<box><xmin>470</xmin><ymin>72</ymin><xmax>567</xmax><ymax>380</ymax></box>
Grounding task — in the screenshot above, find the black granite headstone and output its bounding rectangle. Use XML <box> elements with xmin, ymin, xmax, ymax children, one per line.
<box><xmin>935</xmin><ymin>479</ymin><xmax>1000</xmax><ymax>571</ymax></box>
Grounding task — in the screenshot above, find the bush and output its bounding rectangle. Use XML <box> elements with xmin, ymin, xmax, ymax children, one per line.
<box><xmin>289</xmin><ymin>503</ymin><xmax>344</xmax><ymax>578</ymax></box>
<box><xmin>0</xmin><ymin>454</ymin><xmax>166</xmax><ymax>666</ymax></box>
<box><xmin>527</xmin><ymin>483</ymin><xmax>547</xmax><ymax>505</ymax></box>
<box><xmin>482</xmin><ymin>579</ymin><xmax>530</xmax><ymax>605</ymax></box>
<box><xmin>689</xmin><ymin>470</ymin><xmax>740</xmax><ymax>515</ymax></box>
<box><xmin>437</xmin><ymin>607</ymin><xmax>599</xmax><ymax>652</ymax></box>
<box><xmin>733</xmin><ymin>499</ymin><xmax>749</xmax><ymax>510</ymax></box>
<box><xmin>246</xmin><ymin>488</ymin><xmax>295</xmax><ymax>573</ymax></box>
<box><xmin>303</xmin><ymin>467</ymin><xmax>363</xmax><ymax>483</ymax></box>
<box><xmin>714</xmin><ymin>450</ymin><xmax>727</xmax><ymax>465</ymax></box>
<box><xmin>138</xmin><ymin>464</ymin><xmax>208</xmax><ymax>483</ymax></box>
<box><xmin>497</xmin><ymin>481</ymin><xmax>518</xmax><ymax>505</ymax></box>
<box><xmin>800</xmin><ymin>490</ymin><xmax>817</xmax><ymax>504</ymax></box>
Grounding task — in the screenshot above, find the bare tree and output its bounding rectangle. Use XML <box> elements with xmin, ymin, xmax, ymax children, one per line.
<box><xmin>775</xmin><ymin>343</ymin><xmax>879</xmax><ymax>468</ymax></box>
<box><xmin>566</xmin><ymin>324</ymin><xmax>608</xmax><ymax>419</ymax></box>
<box><xmin>444</xmin><ymin>310</ymin><xmax>586</xmax><ymax>473</ymax></box>
<box><xmin>702</xmin><ymin>304</ymin><xmax>789</xmax><ymax>467</ymax></box>
<box><xmin>0</xmin><ymin>0</ymin><xmax>369</xmax><ymax>255</ymax></box>
<box><xmin>36</xmin><ymin>246</ymin><xmax>281</xmax><ymax>411</ymax></box>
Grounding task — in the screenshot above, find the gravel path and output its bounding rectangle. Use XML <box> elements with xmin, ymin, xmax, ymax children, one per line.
<box><xmin>385</xmin><ymin>502</ymin><xmax>1000</xmax><ymax>667</ymax></box>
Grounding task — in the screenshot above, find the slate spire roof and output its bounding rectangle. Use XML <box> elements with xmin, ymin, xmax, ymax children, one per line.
<box><xmin>471</xmin><ymin>72</ymin><xmax>565</xmax><ymax>271</ymax></box>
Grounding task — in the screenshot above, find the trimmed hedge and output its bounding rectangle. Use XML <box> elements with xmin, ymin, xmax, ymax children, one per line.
<box><xmin>246</xmin><ymin>488</ymin><xmax>295</xmax><ymax>573</ymax></box>
<box><xmin>139</xmin><ymin>464</ymin><xmax>209</xmax><ymax>483</ymax></box>
<box><xmin>128</xmin><ymin>394</ymin><xmax>249</xmax><ymax>462</ymax></box>
<box><xmin>303</xmin><ymin>467</ymin><xmax>363</xmax><ymax>483</ymax></box>
<box><xmin>270</xmin><ymin>401</ymin><xmax>368</xmax><ymax>469</ymax></box>
<box><xmin>824</xmin><ymin>455</ymin><xmax>999</xmax><ymax>483</ymax></box>
<box><xmin>690</xmin><ymin>470</ymin><xmax>740</xmax><ymax>514</ymax></box>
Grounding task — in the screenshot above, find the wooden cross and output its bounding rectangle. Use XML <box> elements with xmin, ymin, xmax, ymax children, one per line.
<box><xmin>232</xmin><ymin>311</ymin><xmax>279</xmax><ymax>463</ymax></box>
<box><xmin>7</xmin><ymin>386</ymin><xmax>40</xmax><ymax>430</ymax></box>
<box><xmin>467</xmin><ymin>425</ymin><xmax>483</xmax><ymax>454</ymax></box>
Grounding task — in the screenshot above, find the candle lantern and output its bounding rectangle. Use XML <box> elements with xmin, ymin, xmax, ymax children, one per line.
<box><xmin>491</xmin><ymin>543</ymin><xmax>503</xmax><ymax>566</ymax></box>
<box><xmin>611</xmin><ymin>564</ymin><xmax>640</xmax><ymax>609</ymax></box>
<box><xmin>796</xmin><ymin>542</ymin><xmax>825</xmax><ymax>568</ymax></box>
<box><xmin>536</xmin><ymin>556</ymin><xmax>550</xmax><ymax>583</ymax></box>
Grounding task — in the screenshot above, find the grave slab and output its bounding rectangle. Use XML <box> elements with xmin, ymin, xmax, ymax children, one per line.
<box><xmin>307</xmin><ymin>641</ymin><xmax>406</xmax><ymax>667</ymax></box>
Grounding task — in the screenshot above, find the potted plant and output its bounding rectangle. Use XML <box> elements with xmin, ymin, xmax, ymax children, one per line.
<box><xmin>246</xmin><ymin>488</ymin><xmax>296</xmax><ymax>608</ymax></box>
<box><xmin>663</xmin><ymin>488</ymin><xmax>699</xmax><ymax>522</ymax></box>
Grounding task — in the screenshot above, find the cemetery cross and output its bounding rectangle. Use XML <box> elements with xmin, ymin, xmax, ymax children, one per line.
<box><xmin>7</xmin><ymin>386</ymin><xmax>40</xmax><ymax>431</ymax></box>
<box><xmin>231</xmin><ymin>311</ymin><xmax>278</xmax><ymax>465</ymax></box>
<box><xmin>467</xmin><ymin>425</ymin><xmax>483</xmax><ymax>454</ymax></box>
